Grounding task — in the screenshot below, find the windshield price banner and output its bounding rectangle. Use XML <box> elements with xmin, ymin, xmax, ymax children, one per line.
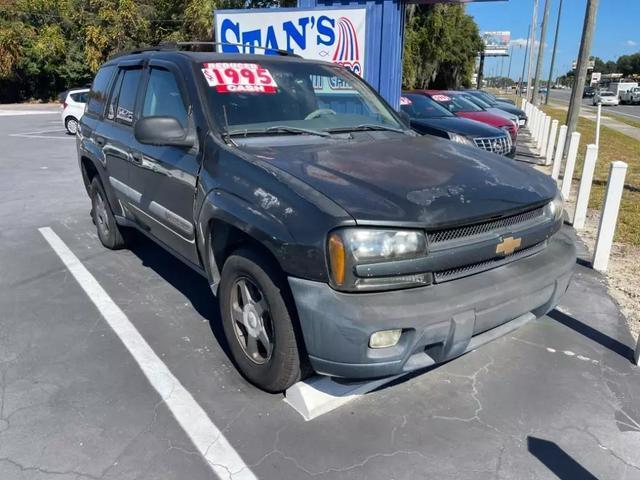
<box><xmin>202</xmin><ymin>63</ymin><xmax>278</xmax><ymax>93</ymax></box>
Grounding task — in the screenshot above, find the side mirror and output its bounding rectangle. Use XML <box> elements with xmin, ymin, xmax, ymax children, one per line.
<box><xmin>397</xmin><ymin>110</ymin><xmax>411</xmax><ymax>127</ymax></box>
<box><xmin>134</xmin><ymin>116</ymin><xmax>194</xmax><ymax>147</ymax></box>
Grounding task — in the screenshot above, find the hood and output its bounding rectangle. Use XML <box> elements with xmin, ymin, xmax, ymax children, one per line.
<box><xmin>491</xmin><ymin>103</ymin><xmax>526</xmax><ymax>117</ymax></box>
<box><xmin>455</xmin><ymin>111</ymin><xmax>512</xmax><ymax>128</ymax></box>
<box><xmin>412</xmin><ymin>116</ymin><xmax>506</xmax><ymax>138</ymax></box>
<box><xmin>486</xmin><ymin>108</ymin><xmax>519</xmax><ymax>123</ymax></box>
<box><xmin>240</xmin><ymin>134</ymin><xmax>557</xmax><ymax>227</ymax></box>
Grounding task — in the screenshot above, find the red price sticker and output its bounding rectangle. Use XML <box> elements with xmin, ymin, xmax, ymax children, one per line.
<box><xmin>399</xmin><ymin>96</ymin><xmax>412</xmax><ymax>106</ymax></box>
<box><xmin>432</xmin><ymin>94</ymin><xmax>452</xmax><ymax>102</ymax></box>
<box><xmin>202</xmin><ymin>63</ymin><xmax>278</xmax><ymax>94</ymax></box>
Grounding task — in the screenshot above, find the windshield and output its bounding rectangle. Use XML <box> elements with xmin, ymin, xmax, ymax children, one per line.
<box><xmin>430</xmin><ymin>93</ymin><xmax>483</xmax><ymax>113</ymax></box>
<box><xmin>199</xmin><ymin>60</ymin><xmax>405</xmax><ymax>136</ymax></box>
<box><xmin>461</xmin><ymin>93</ymin><xmax>491</xmax><ymax>109</ymax></box>
<box><xmin>400</xmin><ymin>94</ymin><xmax>454</xmax><ymax>119</ymax></box>
<box><xmin>600</xmin><ymin>91</ymin><xmax>615</xmax><ymax>96</ymax></box>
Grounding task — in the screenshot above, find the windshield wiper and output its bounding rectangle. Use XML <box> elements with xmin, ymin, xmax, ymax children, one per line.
<box><xmin>228</xmin><ymin>125</ymin><xmax>330</xmax><ymax>138</ymax></box>
<box><xmin>327</xmin><ymin>124</ymin><xmax>407</xmax><ymax>134</ymax></box>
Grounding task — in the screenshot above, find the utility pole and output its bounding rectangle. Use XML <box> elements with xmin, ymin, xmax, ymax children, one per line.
<box><xmin>519</xmin><ymin>24</ymin><xmax>531</xmax><ymax>96</ymax></box>
<box><xmin>532</xmin><ymin>0</ymin><xmax>552</xmax><ymax>105</ymax></box>
<box><xmin>566</xmin><ymin>0</ymin><xmax>600</xmax><ymax>146</ymax></box>
<box><xmin>477</xmin><ymin>52</ymin><xmax>485</xmax><ymax>89</ymax></box>
<box><xmin>546</xmin><ymin>0</ymin><xmax>563</xmax><ymax>104</ymax></box>
<box><xmin>507</xmin><ymin>46</ymin><xmax>514</xmax><ymax>86</ymax></box>
<box><xmin>525</xmin><ymin>0</ymin><xmax>539</xmax><ymax>101</ymax></box>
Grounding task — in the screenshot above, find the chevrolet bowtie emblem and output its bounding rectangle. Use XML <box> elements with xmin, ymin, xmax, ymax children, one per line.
<box><xmin>496</xmin><ymin>236</ymin><xmax>522</xmax><ymax>256</ymax></box>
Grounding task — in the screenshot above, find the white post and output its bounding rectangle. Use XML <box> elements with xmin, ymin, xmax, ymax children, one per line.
<box><xmin>595</xmin><ymin>102</ymin><xmax>602</xmax><ymax>149</ymax></box>
<box><xmin>552</xmin><ymin>125</ymin><xmax>568</xmax><ymax>180</ymax></box>
<box><xmin>535</xmin><ymin>114</ymin><xmax>545</xmax><ymax>150</ymax></box>
<box><xmin>521</xmin><ymin>98</ymin><xmax>527</xmax><ymax>110</ymax></box>
<box><xmin>545</xmin><ymin>119</ymin><xmax>559</xmax><ymax>166</ymax></box>
<box><xmin>539</xmin><ymin>115</ymin><xmax>551</xmax><ymax>154</ymax></box>
<box><xmin>573</xmin><ymin>144</ymin><xmax>598</xmax><ymax>229</ymax></box>
<box><xmin>593</xmin><ymin>161</ymin><xmax>628</xmax><ymax>272</ymax></box>
<box><xmin>532</xmin><ymin>109</ymin><xmax>540</xmax><ymax>140</ymax></box>
<box><xmin>561</xmin><ymin>132</ymin><xmax>581</xmax><ymax>199</ymax></box>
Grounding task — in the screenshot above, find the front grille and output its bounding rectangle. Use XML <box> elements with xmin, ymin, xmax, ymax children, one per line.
<box><xmin>428</xmin><ymin>207</ymin><xmax>546</xmax><ymax>245</ymax></box>
<box><xmin>434</xmin><ymin>241</ymin><xmax>546</xmax><ymax>283</ymax></box>
<box><xmin>473</xmin><ymin>135</ymin><xmax>512</xmax><ymax>156</ymax></box>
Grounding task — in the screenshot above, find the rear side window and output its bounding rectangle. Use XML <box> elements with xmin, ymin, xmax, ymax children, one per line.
<box><xmin>142</xmin><ymin>68</ymin><xmax>188</xmax><ymax>128</ymax></box>
<box><xmin>107</xmin><ymin>68</ymin><xmax>142</xmax><ymax>126</ymax></box>
<box><xmin>87</xmin><ymin>66</ymin><xmax>115</xmax><ymax>116</ymax></box>
<box><xmin>70</xmin><ymin>92</ymin><xmax>88</xmax><ymax>103</ymax></box>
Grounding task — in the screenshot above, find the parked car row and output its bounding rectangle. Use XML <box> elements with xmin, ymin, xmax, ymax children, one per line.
<box><xmin>400</xmin><ymin>89</ymin><xmax>526</xmax><ymax>157</ymax></box>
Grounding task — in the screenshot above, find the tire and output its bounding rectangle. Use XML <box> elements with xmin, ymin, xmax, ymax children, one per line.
<box><xmin>218</xmin><ymin>247</ymin><xmax>307</xmax><ymax>392</ymax></box>
<box><xmin>90</xmin><ymin>177</ymin><xmax>126</xmax><ymax>250</ymax></box>
<box><xmin>65</xmin><ymin>116</ymin><xmax>78</xmax><ymax>135</ymax></box>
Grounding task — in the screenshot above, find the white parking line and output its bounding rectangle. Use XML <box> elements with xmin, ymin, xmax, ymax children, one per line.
<box><xmin>0</xmin><ymin>110</ymin><xmax>58</xmax><ymax>116</ymax></box>
<box><xmin>9</xmin><ymin>134</ymin><xmax>70</xmax><ymax>140</ymax></box>
<box><xmin>38</xmin><ymin>227</ymin><xmax>257</xmax><ymax>480</ymax></box>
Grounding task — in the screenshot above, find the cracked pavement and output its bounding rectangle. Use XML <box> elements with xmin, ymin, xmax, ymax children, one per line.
<box><xmin>1</xmin><ymin>110</ymin><xmax>640</xmax><ymax>479</ymax></box>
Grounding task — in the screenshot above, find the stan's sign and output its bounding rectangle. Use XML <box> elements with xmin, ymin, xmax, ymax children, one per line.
<box><xmin>214</xmin><ymin>8</ymin><xmax>367</xmax><ymax>76</ymax></box>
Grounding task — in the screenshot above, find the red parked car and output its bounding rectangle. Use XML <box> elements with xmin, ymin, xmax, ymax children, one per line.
<box><xmin>410</xmin><ymin>90</ymin><xmax>518</xmax><ymax>153</ymax></box>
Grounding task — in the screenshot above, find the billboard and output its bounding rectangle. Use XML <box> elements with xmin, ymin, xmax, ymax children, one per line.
<box><xmin>214</xmin><ymin>8</ymin><xmax>367</xmax><ymax>76</ymax></box>
<box><xmin>481</xmin><ymin>31</ymin><xmax>510</xmax><ymax>56</ymax></box>
<box><xmin>572</xmin><ymin>58</ymin><xmax>596</xmax><ymax>71</ymax></box>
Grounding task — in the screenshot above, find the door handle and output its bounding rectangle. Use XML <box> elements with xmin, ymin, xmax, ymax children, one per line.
<box><xmin>130</xmin><ymin>151</ymin><xmax>143</xmax><ymax>164</ymax></box>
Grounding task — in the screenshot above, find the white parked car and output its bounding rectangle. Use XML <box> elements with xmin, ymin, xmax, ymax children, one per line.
<box><xmin>61</xmin><ymin>88</ymin><xmax>89</xmax><ymax>134</ymax></box>
<box><xmin>593</xmin><ymin>91</ymin><xmax>619</xmax><ymax>106</ymax></box>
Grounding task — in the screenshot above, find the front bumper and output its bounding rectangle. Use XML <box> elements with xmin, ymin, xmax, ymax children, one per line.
<box><xmin>288</xmin><ymin>230</ymin><xmax>576</xmax><ymax>379</ymax></box>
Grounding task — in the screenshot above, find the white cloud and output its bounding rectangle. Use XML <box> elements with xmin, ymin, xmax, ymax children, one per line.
<box><xmin>626</xmin><ymin>40</ymin><xmax>638</xmax><ymax>47</ymax></box>
<box><xmin>509</xmin><ymin>38</ymin><xmax>542</xmax><ymax>49</ymax></box>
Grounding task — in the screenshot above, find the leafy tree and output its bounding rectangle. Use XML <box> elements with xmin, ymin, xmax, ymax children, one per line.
<box><xmin>402</xmin><ymin>4</ymin><xmax>483</xmax><ymax>90</ymax></box>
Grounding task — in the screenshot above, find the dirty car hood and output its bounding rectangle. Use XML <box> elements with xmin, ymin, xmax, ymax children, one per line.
<box><xmin>241</xmin><ymin>135</ymin><xmax>557</xmax><ymax>228</ymax></box>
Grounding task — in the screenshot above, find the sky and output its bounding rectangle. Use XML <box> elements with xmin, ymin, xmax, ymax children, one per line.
<box><xmin>466</xmin><ymin>0</ymin><xmax>640</xmax><ymax>81</ymax></box>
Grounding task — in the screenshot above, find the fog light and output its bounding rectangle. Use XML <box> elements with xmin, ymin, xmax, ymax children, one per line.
<box><xmin>369</xmin><ymin>329</ymin><xmax>402</xmax><ymax>349</ymax></box>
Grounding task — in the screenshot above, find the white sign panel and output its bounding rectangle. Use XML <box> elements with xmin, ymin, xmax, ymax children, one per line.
<box><xmin>215</xmin><ymin>8</ymin><xmax>367</xmax><ymax>76</ymax></box>
<box><xmin>481</xmin><ymin>31</ymin><xmax>511</xmax><ymax>56</ymax></box>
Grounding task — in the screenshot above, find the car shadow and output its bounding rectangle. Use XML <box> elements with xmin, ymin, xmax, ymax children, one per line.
<box><xmin>126</xmin><ymin>232</ymin><xmax>232</xmax><ymax>358</ymax></box>
<box><xmin>548</xmin><ymin>309</ymin><xmax>634</xmax><ymax>361</ymax></box>
<box><xmin>527</xmin><ymin>436</ymin><xmax>598</xmax><ymax>480</ymax></box>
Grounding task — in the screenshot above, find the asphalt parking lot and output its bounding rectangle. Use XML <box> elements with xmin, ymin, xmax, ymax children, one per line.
<box><xmin>1</xmin><ymin>107</ymin><xmax>640</xmax><ymax>480</ymax></box>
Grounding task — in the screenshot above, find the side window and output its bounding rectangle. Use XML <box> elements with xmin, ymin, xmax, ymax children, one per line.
<box><xmin>106</xmin><ymin>68</ymin><xmax>142</xmax><ymax>126</ymax></box>
<box><xmin>87</xmin><ymin>66</ymin><xmax>115</xmax><ymax>116</ymax></box>
<box><xmin>142</xmin><ymin>68</ymin><xmax>188</xmax><ymax>128</ymax></box>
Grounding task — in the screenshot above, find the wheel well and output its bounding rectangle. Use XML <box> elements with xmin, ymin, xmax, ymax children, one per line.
<box><xmin>65</xmin><ymin>115</ymin><xmax>77</xmax><ymax>124</ymax></box>
<box><xmin>209</xmin><ymin>220</ymin><xmax>281</xmax><ymax>275</ymax></box>
<box><xmin>80</xmin><ymin>156</ymin><xmax>98</xmax><ymax>191</ymax></box>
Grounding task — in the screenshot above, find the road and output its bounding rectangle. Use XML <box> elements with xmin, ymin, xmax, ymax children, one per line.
<box><xmin>1</xmin><ymin>107</ymin><xmax>639</xmax><ymax>480</ymax></box>
<box><xmin>547</xmin><ymin>88</ymin><xmax>640</xmax><ymax>121</ymax></box>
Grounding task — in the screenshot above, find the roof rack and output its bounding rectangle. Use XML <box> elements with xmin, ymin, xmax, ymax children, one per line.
<box><xmin>109</xmin><ymin>41</ymin><xmax>300</xmax><ymax>60</ymax></box>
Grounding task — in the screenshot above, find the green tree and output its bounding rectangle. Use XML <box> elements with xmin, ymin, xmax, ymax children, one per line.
<box><xmin>402</xmin><ymin>4</ymin><xmax>483</xmax><ymax>90</ymax></box>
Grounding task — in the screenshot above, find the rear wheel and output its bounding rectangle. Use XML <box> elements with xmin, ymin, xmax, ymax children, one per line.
<box><xmin>90</xmin><ymin>177</ymin><xmax>126</xmax><ymax>250</ymax></box>
<box><xmin>65</xmin><ymin>116</ymin><xmax>78</xmax><ymax>135</ymax></box>
<box><xmin>219</xmin><ymin>248</ymin><xmax>307</xmax><ymax>392</ymax></box>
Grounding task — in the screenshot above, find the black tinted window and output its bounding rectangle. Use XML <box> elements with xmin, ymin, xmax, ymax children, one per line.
<box><xmin>142</xmin><ymin>68</ymin><xmax>188</xmax><ymax>127</ymax></box>
<box><xmin>70</xmin><ymin>92</ymin><xmax>88</xmax><ymax>103</ymax></box>
<box><xmin>87</xmin><ymin>66</ymin><xmax>115</xmax><ymax>115</ymax></box>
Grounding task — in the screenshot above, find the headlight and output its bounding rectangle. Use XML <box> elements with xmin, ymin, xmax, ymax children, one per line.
<box><xmin>449</xmin><ymin>132</ymin><xmax>474</xmax><ymax>146</ymax></box>
<box><xmin>545</xmin><ymin>191</ymin><xmax>564</xmax><ymax>223</ymax></box>
<box><xmin>327</xmin><ymin>228</ymin><xmax>430</xmax><ymax>292</ymax></box>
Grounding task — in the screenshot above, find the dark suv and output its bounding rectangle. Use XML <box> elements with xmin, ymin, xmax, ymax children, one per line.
<box><xmin>77</xmin><ymin>45</ymin><xmax>576</xmax><ymax>392</ymax></box>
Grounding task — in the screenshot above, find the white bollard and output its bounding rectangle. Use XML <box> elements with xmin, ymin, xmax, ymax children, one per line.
<box><xmin>545</xmin><ymin>119</ymin><xmax>559</xmax><ymax>166</ymax></box>
<box><xmin>539</xmin><ymin>115</ymin><xmax>551</xmax><ymax>154</ymax></box>
<box><xmin>531</xmin><ymin>109</ymin><xmax>540</xmax><ymax>139</ymax></box>
<box><xmin>521</xmin><ymin>98</ymin><xmax>527</xmax><ymax>110</ymax></box>
<box><xmin>573</xmin><ymin>144</ymin><xmax>598</xmax><ymax>229</ymax></box>
<box><xmin>537</xmin><ymin>114</ymin><xmax>547</xmax><ymax>151</ymax></box>
<box><xmin>593</xmin><ymin>161</ymin><xmax>628</xmax><ymax>272</ymax></box>
<box><xmin>561</xmin><ymin>132</ymin><xmax>581</xmax><ymax>199</ymax></box>
<box><xmin>595</xmin><ymin>103</ymin><xmax>602</xmax><ymax>149</ymax></box>
<box><xmin>552</xmin><ymin>125</ymin><xmax>568</xmax><ymax>180</ymax></box>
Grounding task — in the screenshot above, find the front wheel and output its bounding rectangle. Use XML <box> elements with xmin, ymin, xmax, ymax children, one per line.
<box><xmin>219</xmin><ymin>248</ymin><xmax>307</xmax><ymax>392</ymax></box>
